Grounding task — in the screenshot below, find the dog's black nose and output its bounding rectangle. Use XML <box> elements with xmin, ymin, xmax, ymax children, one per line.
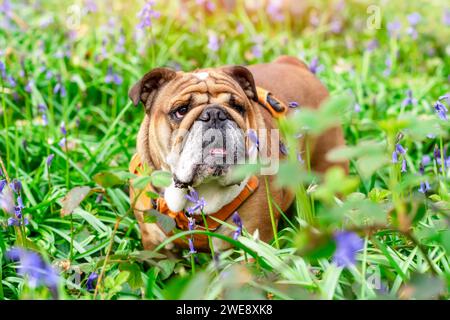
<box><xmin>198</xmin><ymin>106</ymin><xmax>230</xmax><ymax>124</ymax></box>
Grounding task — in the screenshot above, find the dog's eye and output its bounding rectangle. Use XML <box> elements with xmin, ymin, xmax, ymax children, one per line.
<box><xmin>230</xmin><ymin>96</ymin><xmax>246</xmax><ymax>115</ymax></box>
<box><xmin>173</xmin><ymin>105</ymin><xmax>189</xmax><ymax>120</ymax></box>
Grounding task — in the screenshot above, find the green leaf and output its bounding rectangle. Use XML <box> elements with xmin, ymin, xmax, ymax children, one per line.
<box><xmin>145</xmin><ymin>209</ymin><xmax>176</xmax><ymax>233</ymax></box>
<box><xmin>93</xmin><ymin>171</ymin><xmax>133</xmax><ymax>188</ymax></box>
<box><xmin>60</xmin><ymin>186</ymin><xmax>92</xmax><ymax>216</ymax></box>
<box><xmin>151</xmin><ymin>170</ymin><xmax>172</xmax><ymax>188</ymax></box>
<box><xmin>132</xmin><ymin>176</ymin><xmax>152</xmax><ymax>190</ymax></box>
<box><xmin>119</xmin><ymin>263</ymin><xmax>143</xmax><ymax>290</ymax></box>
<box><xmin>158</xmin><ymin>260</ymin><xmax>176</xmax><ymax>280</ymax></box>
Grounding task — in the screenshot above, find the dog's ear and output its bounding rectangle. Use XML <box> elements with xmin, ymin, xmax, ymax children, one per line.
<box><xmin>129</xmin><ymin>67</ymin><xmax>177</xmax><ymax>109</ymax></box>
<box><xmin>223</xmin><ymin>66</ymin><xmax>258</xmax><ymax>102</ymax></box>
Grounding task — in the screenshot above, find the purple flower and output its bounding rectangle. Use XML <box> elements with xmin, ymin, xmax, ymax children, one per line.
<box><xmin>365</xmin><ymin>39</ymin><xmax>379</xmax><ymax>52</ymax></box>
<box><xmin>279</xmin><ymin>142</ymin><xmax>288</xmax><ymax>155</ymax></box>
<box><xmin>86</xmin><ymin>272</ymin><xmax>98</xmax><ymax>291</ymax></box>
<box><xmin>60</xmin><ymin>122</ymin><xmax>67</xmax><ymax>136</ymax></box>
<box><xmin>185</xmin><ymin>188</ymin><xmax>206</xmax><ymax>214</ymax></box>
<box><xmin>433</xmin><ymin>146</ymin><xmax>441</xmax><ymax>161</ymax></box>
<box><xmin>391</xmin><ymin>151</ymin><xmax>398</xmax><ymax>164</ymax></box>
<box><xmin>396</xmin><ymin>143</ymin><xmax>407</xmax><ymax>155</ymax></box>
<box><xmin>105</xmin><ymin>66</ymin><xmax>123</xmax><ymax>85</ymax></box>
<box><xmin>401</xmin><ymin>159</ymin><xmax>407</xmax><ymax>173</ymax></box>
<box><xmin>443</xmin><ymin>9</ymin><xmax>450</xmax><ymax>26</ymax></box>
<box><xmin>251</xmin><ymin>36</ymin><xmax>263</xmax><ymax>58</ymax></box>
<box><xmin>297</xmin><ymin>152</ymin><xmax>304</xmax><ymax>164</ymax></box>
<box><xmin>0</xmin><ymin>60</ymin><xmax>6</xmax><ymax>78</ymax></box>
<box><xmin>136</xmin><ymin>0</ymin><xmax>160</xmax><ymax>30</ymax></box>
<box><xmin>247</xmin><ymin>129</ymin><xmax>259</xmax><ymax>155</ymax></box>
<box><xmin>232</xmin><ymin>211</ymin><xmax>242</xmax><ymax>240</ymax></box>
<box><xmin>354</xmin><ymin>103</ymin><xmax>361</xmax><ymax>113</ymax></box>
<box><xmin>434</xmin><ymin>101</ymin><xmax>448</xmax><ymax>120</ymax></box>
<box><xmin>188</xmin><ymin>238</ymin><xmax>196</xmax><ymax>254</ymax></box>
<box><xmin>383</xmin><ymin>56</ymin><xmax>392</xmax><ymax>76</ymax></box>
<box><xmin>6</xmin><ymin>248</ymin><xmax>59</xmax><ymax>291</ymax></box>
<box><xmin>266</xmin><ymin>0</ymin><xmax>284</xmax><ymax>22</ymax></box>
<box><xmin>7</xmin><ymin>75</ymin><xmax>16</xmax><ymax>87</ymax></box>
<box><xmin>46</xmin><ymin>154</ymin><xmax>55</xmax><ymax>167</ymax></box>
<box><xmin>207</xmin><ymin>32</ymin><xmax>220</xmax><ymax>52</ymax></box>
<box><xmin>9</xmin><ymin>179</ymin><xmax>22</xmax><ymax>194</ymax></box>
<box><xmin>421</xmin><ymin>155</ymin><xmax>431</xmax><ymax>166</ymax></box>
<box><xmin>309</xmin><ymin>57</ymin><xmax>324</xmax><ymax>75</ymax></box>
<box><xmin>25</xmin><ymin>80</ymin><xmax>33</xmax><ymax>93</ymax></box>
<box><xmin>387</xmin><ymin>20</ymin><xmax>402</xmax><ymax>38</ymax></box>
<box><xmin>188</xmin><ymin>217</ymin><xmax>195</xmax><ymax>231</ymax></box>
<box><xmin>330</xmin><ymin>19</ymin><xmax>343</xmax><ymax>34</ymax></box>
<box><xmin>401</xmin><ymin>89</ymin><xmax>417</xmax><ymax>107</ymax></box>
<box><xmin>0</xmin><ymin>179</ymin><xmax>6</xmax><ymax>193</ymax></box>
<box><xmin>288</xmin><ymin>101</ymin><xmax>299</xmax><ymax>108</ymax></box>
<box><xmin>439</xmin><ymin>94</ymin><xmax>450</xmax><ymax>104</ymax></box>
<box><xmin>58</xmin><ymin>137</ymin><xmax>66</xmax><ymax>148</ymax></box>
<box><xmin>53</xmin><ymin>76</ymin><xmax>66</xmax><ymax>97</ymax></box>
<box><xmin>115</xmin><ymin>34</ymin><xmax>126</xmax><ymax>54</ymax></box>
<box><xmin>418</xmin><ymin>181</ymin><xmax>431</xmax><ymax>194</ymax></box>
<box><xmin>332</xmin><ymin>231</ymin><xmax>363</xmax><ymax>268</ymax></box>
<box><xmin>85</xmin><ymin>0</ymin><xmax>98</xmax><ymax>13</ymax></box>
<box><xmin>407</xmin><ymin>12</ymin><xmax>421</xmax><ymax>26</ymax></box>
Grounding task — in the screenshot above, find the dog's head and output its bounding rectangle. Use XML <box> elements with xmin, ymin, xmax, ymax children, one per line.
<box><xmin>129</xmin><ymin>66</ymin><xmax>260</xmax><ymax>187</ymax></box>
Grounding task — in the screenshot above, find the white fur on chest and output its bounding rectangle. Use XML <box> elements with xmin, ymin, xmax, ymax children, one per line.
<box><xmin>164</xmin><ymin>178</ymin><xmax>248</xmax><ymax>215</ymax></box>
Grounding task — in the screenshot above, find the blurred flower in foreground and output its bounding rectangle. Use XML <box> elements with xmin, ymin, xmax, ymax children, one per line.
<box><xmin>434</xmin><ymin>100</ymin><xmax>448</xmax><ymax>121</ymax></box>
<box><xmin>332</xmin><ymin>231</ymin><xmax>363</xmax><ymax>267</ymax></box>
<box><xmin>7</xmin><ymin>248</ymin><xmax>59</xmax><ymax>294</ymax></box>
<box><xmin>136</xmin><ymin>0</ymin><xmax>160</xmax><ymax>30</ymax></box>
<box><xmin>86</xmin><ymin>272</ymin><xmax>98</xmax><ymax>291</ymax></box>
<box><xmin>232</xmin><ymin>211</ymin><xmax>242</xmax><ymax>240</ymax></box>
<box><xmin>185</xmin><ymin>188</ymin><xmax>206</xmax><ymax>215</ymax></box>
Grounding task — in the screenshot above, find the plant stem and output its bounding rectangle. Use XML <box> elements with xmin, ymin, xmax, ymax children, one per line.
<box><xmin>264</xmin><ymin>176</ymin><xmax>279</xmax><ymax>249</ymax></box>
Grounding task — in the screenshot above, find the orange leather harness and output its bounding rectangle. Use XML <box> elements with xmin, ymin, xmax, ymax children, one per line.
<box><xmin>129</xmin><ymin>86</ymin><xmax>287</xmax><ymax>250</ymax></box>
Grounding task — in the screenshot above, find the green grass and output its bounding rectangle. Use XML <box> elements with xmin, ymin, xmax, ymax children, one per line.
<box><xmin>0</xmin><ymin>0</ymin><xmax>449</xmax><ymax>300</ymax></box>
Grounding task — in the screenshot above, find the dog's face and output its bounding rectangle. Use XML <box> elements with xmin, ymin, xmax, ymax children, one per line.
<box><xmin>129</xmin><ymin>66</ymin><xmax>260</xmax><ymax>187</ymax></box>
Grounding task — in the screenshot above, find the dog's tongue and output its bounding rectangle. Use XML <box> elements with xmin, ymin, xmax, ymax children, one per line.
<box><xmin>209</xmin><ymin>148</ymin><xmax>227</xmax><ymax>156</ymax></box>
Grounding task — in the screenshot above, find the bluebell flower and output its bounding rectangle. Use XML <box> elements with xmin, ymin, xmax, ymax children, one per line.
<box><xmin>232</xmin><ymin>211</ymin><xmax>242</xmax><ymax>240</ymax></box>
<box><xmin>60</xmin><ymin>121</ymin><xmax>67</xmax><ymax>136</ymax></box>
<box><xmin>392</xmin><ymin>151</ymin><xmax>398</xmax><ymax>163</ymax></box>
<box><xmin>207</xmin><ymin>32</ymin><xmax>220</xmax><ymax>52</ymax></box>
<box><xmin>58</xmin><ymin>137</ymin><xmax>66</xmax><ymax>148</ymax></box>
<box><xmin>0</xmin><ymin>60</ymin><xmax>6</xmax><ymax>78</ymax></box>
<box><xmin>288</xmin><ymin>101</ymin><xmax>299</xmax><ymax>108</ymax></box>
<box><xmin>396</xmin><ymin>143</ymin><xmax>407</xmax><ymax>155</ymax></box>
<box><xmin>86</xmin><ymin>272</ymin><xmax>98</xmax><ymax>291</ymax></box>
<box><xmin>53</xmin><ymin>75</ymin><xmax>66</xmax><ymax>97</ymax></box>
<box><xmin>188</xmin><ymin>238</ymin><xmax>196</xmax><ymax>254</ymax></box>
<box><xmin>136</xmin><ymin>0</ymin><xmax>160</xmax><ymax>30</ymax></box>
<box><xmin>444</xmin><ymin>9</ymin><xmax>450</xmax><ymax>26</ymax></box>
<box><xmin>434</xmin><ymin>101</ymin><xmax>448</xmax><ymax>120</ymax></box>
<box><xmin>105</xmin><ymin>66</ymin><xmax>123</xmax><ymax>85</ymax></box>
<box><xmin>247</xmin><ymin>129</ymin><xmax>259</xmax><ymax>155</ymax></box>
<box><xmin>188</xmin><ymin>217</ymin><xmax>195</xmax><ymax>231</ymax></box>
<box><xmin>332</xmin><ymin>231</ymin><xmax>363</xmax><ymax>268</ymax></box>
<box><xmin>407</xmin><ymin>12</ymin><xmax>421</xmax><ymax>26</ymax></box>
<box><xmin>401</xmin><ymin>159</ymin><xmax>407</xmax><ymax>172</ymax></box>
<box><xmin>25</xmin><ymin>80</ymin><xmax>33</xmax><ymax>93</ymax></box>
<box><xmin>383</xmin><ymin>57</ymin><xmax>392</xmax><ymax>76</ymax></box>
<box><xmin>46</xmin><ymin>154</ymin><xmax>55</xmax><ymax>167</ymax></box>
<box><xmin>401</xmin><ymin>89</ymin><xmax>417</xmax><ymax>107</ymax></box>
<box><xmin>418</xmin><ymin>181</ymin><xmax>431</xmax><ymax>193</ymax></box>
<box><xmin>279</xmin><ymin>142</ymin><xmax>288</xmax><ymax>155</ymax></box>
<box><xmin>266</xmin><ymin>0</ymin><xmax>284</xmax><ymax>22</ymax></box>
<box><xmin>354</xmin><ymin>103</ymin><xmax>361</xmax><ymax>113</ymax></box>
<box><xmin>309</xmin><ymin>57</ymin><xmax>324</xmax><ymax>75</ymax></box>
<box><xmin>387</xmin><ymin>20</ymin><xmax>402</xmax><ymax>38</ymax></box>
<box><xmin>9</xmin><ymin>179</ymin><xmax>22</xmax><ymax>194</ymax></box>
<box><xmin>251</xmin><ymin>36</ymin><xmax>263</xmax><ymax>58</ymax></box>
<box><xmin>6</xmin><ymin>248</ymin><xmax>59</xmax><ymax>291</ymax></box>
<box><xmin>185</xmin><ymin>188</ymin><xmax>206</xmax><ymax>214</ymax></box>
<box><xmin>421</xmin><ymin>155</ymin><xmax>431</xmax><ymax>166</ymax></box>
<box><xmin>365</xmin><ymin>39</ymin><xmax>379</xmax><ymax>52</ymax></box>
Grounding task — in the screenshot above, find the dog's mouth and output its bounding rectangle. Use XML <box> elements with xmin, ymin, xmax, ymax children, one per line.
<box><xmin>171</xmin><ymin>116</ymin><xmax>245</xmax><ymax>187</ymax></box>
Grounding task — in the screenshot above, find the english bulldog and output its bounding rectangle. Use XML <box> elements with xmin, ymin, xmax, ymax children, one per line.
<box><xmin>128</xmin><ymin>55</ymin><xmax>347</xmax><ymax>252</ymax></box>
